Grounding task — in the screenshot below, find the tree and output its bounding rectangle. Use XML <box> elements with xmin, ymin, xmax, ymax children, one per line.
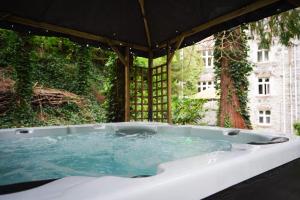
<box><xmin>214</xmin><ymin>8</ymin><xmax>300</xmax><ymax>129</ymax></box>
<box><xmin>171</xmin><ymin>45</ymin><xmax>203</xmax><ymax>97</ymax></box>
<box><xmin>214</xmin><ymin>26</ymin><xmax>252</xmax><ymax>129</ymax></box>
<box><xmin>250</xmin><ymin>8</ymin><xmax>300</xmax><ymax>47</ymax></box>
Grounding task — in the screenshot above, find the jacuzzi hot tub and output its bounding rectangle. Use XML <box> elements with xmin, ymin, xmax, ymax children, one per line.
<box><xmin>0</xmin><ymin>123</ymin><xmax>299</xmax><ymax>200</ymax></box>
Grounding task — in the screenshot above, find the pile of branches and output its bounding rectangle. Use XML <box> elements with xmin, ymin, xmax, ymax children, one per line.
<box><xmin>32</xmin><ymin>86</ymin><xmax>83</xmax><ymax>107</ymax></box>
<box><xmin>0</xmin><ymin>77</ymin><xmax>83</xmax><ymax>114</ymax></box>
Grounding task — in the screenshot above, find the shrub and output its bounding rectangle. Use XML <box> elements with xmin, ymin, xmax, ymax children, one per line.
<box><xmin>293</xmin><ymin>122</ymin><xmax>300</xmax><ymax>136</ymax></box>
<box><xmin>172</xmin><ymin>97</ymin><xmax>207</xmax><ymax>125</ymax></box>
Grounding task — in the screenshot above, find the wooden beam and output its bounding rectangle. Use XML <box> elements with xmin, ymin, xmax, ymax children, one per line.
<box><xmin>138</xmin><ymin>0</ymin><xmax>152</xmax><ymax>48</ymax></box>
<box><xmin>4</xmin><ymin>15</ymin><xmax>149</xmax><ymax>52</ymax></box>
<box><xmin>166</xmin><ymin>42</ymin><xmax>172</xmax><ymax>124</ymax></box>
<box><xmin>109</xmin><ymin>45</ymin><xmax>126</xmax><ymax>66</ymax></box>
<box><xmin>148</xmin><ymin>51</ymin><xmax>153</xmax><ymax>121</ymax></box>
<box><xmin>159</xmin><ymin>0</ymin><xmax>281</xmax><ymax>48</ymax></box>
<box><xmin>124</xmin><ymin>47</ymin><xmax>131</xmax><ymax>122</ymax></box>
<box><xmin>167</xmin><ymin>36</ymin><xmax>185</xmax><ymax>66</ymax></box>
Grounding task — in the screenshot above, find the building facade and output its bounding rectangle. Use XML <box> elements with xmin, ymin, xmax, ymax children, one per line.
<box><xmin>196</xmin><ymin>36</ymin><xmax>300</xmax><ymax>134</ymax></box>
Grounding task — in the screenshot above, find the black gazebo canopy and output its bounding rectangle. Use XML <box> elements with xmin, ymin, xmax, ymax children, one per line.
<box><xmin>0</xmin><ymin>0</ymin><xmax>298</xmax><ymax>58</ymax></box>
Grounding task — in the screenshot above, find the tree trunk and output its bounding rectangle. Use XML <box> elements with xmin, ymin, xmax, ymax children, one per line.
<box><xmin>219</xmin><ymin>54</ymin><xmax>247</xmax><ymax>128</ymax></box>
<box><xmin>215</xmin><ymin>27</ymin><xmax>251</xmax><ymax>129</ymax></box>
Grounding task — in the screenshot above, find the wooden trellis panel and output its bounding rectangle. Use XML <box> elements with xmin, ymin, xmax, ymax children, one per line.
<box><xmin>130</xmin><ymin>66</ymin><xmax>149</xmax><ymax>121</ymax></box>
<box><xmin>130</xmin><ymin>63</ymin><xmax>169</xmax><ymax>122</ymax></box>
<box><xmin>152</xmin><ymin>64</ymin><xmax>168</xmax><ymax>122</ymax></box>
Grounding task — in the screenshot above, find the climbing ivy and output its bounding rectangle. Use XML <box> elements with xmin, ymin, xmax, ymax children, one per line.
<box><xmin>214</xmin><ymin>26</ymin><xmax>252</xmax><ymax>128</ymax></box>
<box><xmin>104</xmin><ymin>52</ymin><xmax>120</xmax><ymax>122</ymax></box>
<box><xmin>13</xmin><ymin>32</ymin><xmax>34</xmax><ymax>124</ymax></box>
<box><xmin>0</xmin><ymin>28</ymin><xmax>109</xmax><ymax>127</ymax></box>
<box><xmin>77</xmin><ymin>46</ymin><xmax>92</xmax><ymax>95</ymax></box>
<box><xmin>0</xmin><ymin>29</ymin><xmax>20</xmax><ymax>67</ymax></box>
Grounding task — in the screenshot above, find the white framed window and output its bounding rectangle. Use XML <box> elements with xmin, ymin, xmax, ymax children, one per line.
<box><xmin>258</xmin><ymin>110</ymin><xmax>271</xmax><ymax>125</ymax></box>
<box><xmin>257</xmin><ymin>48</ymin><xmax>269</xmax><ymax>62</ymax></box>
<box><xmin>198</xmin><ymin>81</ymin><xmax>214</xmax><ymax>92</ymax></box>
<box><xmin>202</xmin><ymin>49</ymin><xmax>213</xmax><ymax>68</ymax></box>
<box><xmin>258</xmin><ymin>77</ymin><xmax>270</xmax><ymax>95</ymax></box>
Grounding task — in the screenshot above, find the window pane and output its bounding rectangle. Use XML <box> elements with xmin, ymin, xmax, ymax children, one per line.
<box><xmin>203</xmin><ymin>87</ymin><xmax>206</xmax><ymax>90</ymax></box>
<box><xmin>208</xmin><ymin>58</ymin><xmax>212</xmax><ymax>66</ymax></box>
<box><xmin>258</xmin><ymin>78</ymin><xmax>262</xmax><ymax>82</ymax></box>
<box><xmin>259</xmin><ymin>111</ymin><xmax>263</xmax><ymax>114</ymax></box>
<box><xmin>203</xmin><ymin>82</ymin><xmax>206</xmax><ymax>85</ymax></box>
<box><xmin>265</xmin><ymin>84</ymin><xmax>270</xmax><ymax>94</ymax></box>
<box><xmin>265</xmin><ymin>78</ymin><xmax>269</xmax><ymax>82</ymax></box>
<box><xmin>259</xmin><ymin>85</ymin><xmax>263</xmax><ymax>94</ymax></box>
<box><xmin>259</xmin><ymin>116</ymin><xmax>264</xmax><ymax>123</ymax></box>
<box><xmin>258</xmin><ymin>51</ymin><xmax>262</xmax><ymax>62</ymax></box>
<box><xmin>208</xmin><ymin>81</ymin><xmax>212</xmax><ymax>85</ymax></box>
<box><xmin>266</xmin><ymin>117</ymin><xmax>270</xmax><ymax>123</ymax></box>
<box><xmin>266</xmin><ymin>110</ymin><xmax>271</xmax><ymax>115</ymax></box>
<box><xmin>264</xmin><ymin>51</ymin><xmax>269</xmax><ymax>61</ymax></box>
<box><xmin>198</xmin><ymin>88</ymin><xmax>201</xmax><ymax>92</ymax></box>
<box><xmin>208</xmin><ymin>50</ymin><xmax>212</xmax><ymax>56</ymax></box>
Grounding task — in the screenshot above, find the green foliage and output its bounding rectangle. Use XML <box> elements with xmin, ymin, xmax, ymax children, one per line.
<box><xmin>293</xmin><ymin>122</ymin><xmax>300</xmax><ymax>136</ymax></box>
<box><xmin>104</xmin><ymin>52</ymin><xmax>121</xmax><ymax>122</ymax></box>
<box><xmin>224</xmin><ymin>114</ymin><xmax>232</xmax><ymax>128</ymax></box>
<box><xmin>214</xmin><ymin>26</ymin><xmax>252</xmax><ymax>128</ymax></box>
<box><xmin>172</xmin><ymin>97</ymin><xmax>206</xmax><ymax>125</ymax></box>
<box><xmin>171</xmin><ymin>46</ymin><xmax>203</xmax><ymax>97</ymax></box>
<box><xmin>0</xmin><ymin>98</ymin><xmax>107</xmax><ymax>128</ymax></box>
<box><xmin>29</xmin><ymin>36</ymin><xmax>82</xmax><ymax>93</ymax></box>
<box><xmin>0</xmin><ymin>28</ymin><xmax>109</xmax><ymax>128</ymax></box>
<box><xmin>250</xmin><ymin>8</ymin><xmax>300</xmax><ymax>47</ymax></box>
<box><xmin>0</xmin><ymin>29</ymin><xmax>20</xmax><ymax>67</ymax></box>
<box><xmin>13</xmin><ymin>33</ymin><xmax>34</xmax><ymax>123</ymax></box>
<box><xmin>135</xmin><ymin>56</ymin><xmax>148</xmax><ymax>67</ymax></box>
<box><xmin>77</xmin><ymin>46</ymin><xmax>92</xmax><ymax>95</ymax></box>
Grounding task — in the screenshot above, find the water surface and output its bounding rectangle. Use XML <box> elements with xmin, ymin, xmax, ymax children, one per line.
<box><xmin>0</xmin><ymin>131</ymin><xmax>231</xmax><ymax>185</ymax></box>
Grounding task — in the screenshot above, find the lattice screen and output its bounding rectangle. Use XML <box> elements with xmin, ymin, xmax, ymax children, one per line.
<box><xmin>152</xmin><ymin>64</ymin><xmax>168</xmax><ymax>122</ymax></box>
<box><xmin>130</xmin><ymin>63</ymin><xmax>169</xmax><ymax>122</ymax></box>
<box><xmin>130</xmin><ymin>66</ymin><xmax>149</xmax><ymax>121</ymax></box>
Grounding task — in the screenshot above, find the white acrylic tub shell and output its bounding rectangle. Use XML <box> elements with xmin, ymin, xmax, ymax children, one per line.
<box><xmin>0</xmin><ymin>123</ymin><xmax>300</xmax><ymax>200</ymax></box>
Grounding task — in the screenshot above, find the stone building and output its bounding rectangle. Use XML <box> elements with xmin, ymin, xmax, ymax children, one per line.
<box><xmin>195</xmin><ymin>36</ymin><xmax>300</xmax><ymax>134</ymax></box>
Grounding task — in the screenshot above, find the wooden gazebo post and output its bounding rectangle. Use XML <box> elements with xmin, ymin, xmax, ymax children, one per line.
<box><xmin>148</xmin><ymin>52</ymin><xmax>153</xmax><ymax>121</ymax></box>
<box><xmin>166</xmin><ymin>43</ymin><xmax>172</xmax><ymax>123</ymax></box>
<box><xmin>124</xmin><ymin>47</ymin><xmax>131</xmax><ymax>122</ymax></box>
<box><xmin>110</xmin><ymin>45</ymin><xmax>132</xmax><ymax>122</ymax></box>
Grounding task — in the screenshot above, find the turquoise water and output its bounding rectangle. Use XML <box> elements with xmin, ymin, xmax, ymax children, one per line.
<box><xmin>0</xmin><ymin>131</ymin><xmax>231</xmax><ymax>185</ymax></box>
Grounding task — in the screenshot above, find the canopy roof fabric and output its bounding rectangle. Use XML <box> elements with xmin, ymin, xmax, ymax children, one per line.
<box><xmin>0</xmin><ymin>0</ymin><xmax>298</xmax><ymax>58</ymax></box>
